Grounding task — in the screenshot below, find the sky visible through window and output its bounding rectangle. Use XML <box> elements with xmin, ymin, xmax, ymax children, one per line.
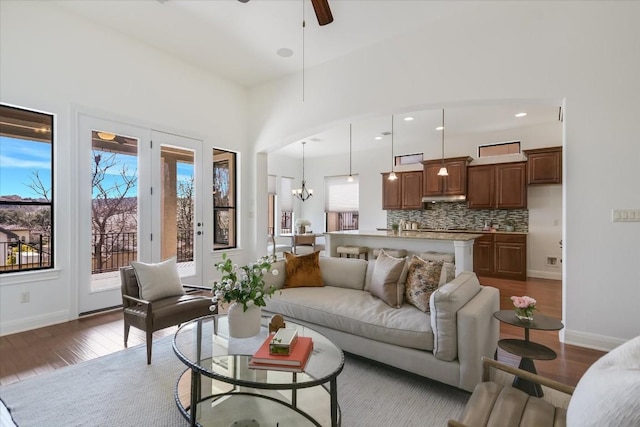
<box><xmin>0</xmin><ymin>136</ymin><xmax>51</xmax><ymax>198</ymax></box>
<box><xmin>0</xmin><ymin>136</ymin><xmax>193</xmax><ymax>199</ymax></box>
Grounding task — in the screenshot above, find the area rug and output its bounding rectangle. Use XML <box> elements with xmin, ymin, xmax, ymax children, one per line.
<box><xmin>0</xmin><ymin>335</ymin><xmax>468</xmax><ymax>426</ymax></box>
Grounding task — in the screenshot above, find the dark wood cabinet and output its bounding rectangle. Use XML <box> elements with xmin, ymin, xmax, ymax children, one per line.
<box><xmin>473</xmin><ymin>234</ymin><xmax>495</xmax><ymax>276</ymax></box>
<box><xmin>473</xmin><ymin>233</ymin><xmax>527</xmax><ymax>280</ymax></box>
<box><xmin>382</xmin><ymin>173</ymin><xmax>402</xmax><ymax>210</ymax></box>
<box><xmin>400</xmin><ymin>171</ymin><xmax>423</xmax><ymax>209</ymax></box>
<box><xmin>382</xmin><ymin>171</ymin><xmax>423</xmax><ymax>210</ymax></box>
<box><xmin>422</xmin><ymin>157</ymin><xmax>472</xmax><ymax>197</ymax></box>
<box><xmin>524</xmin><ymin>146</ymin><xmax>562</xmax><ymax>184</ymax></box>
<box><xmin>494</xmin><ymin>234</ymin><xmax>527</xmax><ymax>280</ymax></box>
<box><xmin>467</xmin><ymin>162</ymin><xmax>527</xmax><ymax>209</ymax></box>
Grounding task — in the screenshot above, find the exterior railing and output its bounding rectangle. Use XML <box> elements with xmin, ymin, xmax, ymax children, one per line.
<box><xmin>0</xmin><ymin>235</ymin><xmax>51</xmax><ymax>272</ymax></box>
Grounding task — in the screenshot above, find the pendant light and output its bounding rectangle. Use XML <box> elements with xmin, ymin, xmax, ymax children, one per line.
<box><xmin>292</xmin><ymin>141</ymin><xmax>313</xmax><ymax>201</ymax></box>
<box><xmin>387</xmin><ymin>115</ymin><xmax>397</xmax><ymax>181</ymax></box>
<box><xmin>347</xmin><ymin>124</ymin><xmax>354</xmax><ymax>182</ymax></box>
<box><xmin>437</xmin><ymin>109</ymin><xmax>449</xmax><ymax>176</ymax></box>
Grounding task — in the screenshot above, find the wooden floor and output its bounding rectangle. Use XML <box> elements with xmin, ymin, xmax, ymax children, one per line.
<box><xmin>0</xmin><ymin>277</ymin><xmax>606</xmax><ymax>388</ymax></box>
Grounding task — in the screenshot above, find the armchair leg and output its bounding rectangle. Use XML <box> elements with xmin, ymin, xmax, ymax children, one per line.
<box><xmin>124</xmin><ymin>323</ymin><xmax>130</xmax><ymax>348</ymax></box>
<box><xmin>146</xmin><ymin>330</ymin><xmax>153</xmax><ymax>364</ymax></box>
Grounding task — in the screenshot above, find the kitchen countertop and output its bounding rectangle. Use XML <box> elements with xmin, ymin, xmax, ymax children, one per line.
<box><xmin>376</xmin><ymin>228</ymin><xmax>528</xmax><ymax>235</ymax></box>
<box><xmin>325</xmin><ymin>229</ymin><xmax>484</xmax><ymax>241</ymax></box>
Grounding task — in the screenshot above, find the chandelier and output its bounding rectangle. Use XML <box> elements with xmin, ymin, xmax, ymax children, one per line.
<box><xmin>292</xmin><ymin>141</ymin><xmax>313</xmax><ymax>201</ymax></box>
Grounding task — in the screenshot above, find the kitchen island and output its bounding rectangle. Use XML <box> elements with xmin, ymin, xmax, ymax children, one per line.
<box><xmin>324</xmin><ymin>230</ymin><xmax>484</xmax><ymax>276</ymax></box>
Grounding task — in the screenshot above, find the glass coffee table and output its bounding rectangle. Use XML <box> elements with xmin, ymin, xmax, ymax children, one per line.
<box><xmin>173</xmin><ymin>315</ymin><xmax>344</xmax><ymax>427</ymax></box>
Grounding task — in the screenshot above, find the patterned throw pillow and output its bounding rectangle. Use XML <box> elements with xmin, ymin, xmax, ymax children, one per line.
<box><xmin>405</xmin><ymin>255</ymin><xmax>444</xmax><ymax>313</ymax></box>
<box><xmin>369</xmin><ymin>249</ymin><xmax>407</xmax><ymax>308</ymax></box>
<box><xmin>284</xmin><ymin>251</ymin><xmax>324</xmax><ymax>288</ymax></box>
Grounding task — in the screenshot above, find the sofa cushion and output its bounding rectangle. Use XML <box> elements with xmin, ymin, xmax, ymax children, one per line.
<box><xmin>440</xmin><ymin>262</ymin><xmax>456</xmax><ymax>286</ymax></box>
<box><xmin>405</xmin><ymin>256</ymin><xmax>443</xmax><ymax>313</ymax></box>
<box><xmin>319</xmin><ymin>256</ymin><xmax>368</xmax><ymax>290</ymax></box>
<box><xmin>263</xmin><ymin>260</ymin><xmax>286</xmax><ymax>289</ymax></box>
<box><xmin>265</xmin><ymin>286</ymin><xmax>434</xmax><ymax>351</ymax></box>
<box><xmin>430</xmin><ymin>271</ymin><xmax>481</xmax><ymax>361</ymax></box>
<box><xmin>130</xmin><ymin>257</ymin><xmax>185</xmax><ymax>301</ymax></box>
<box><xmin>284</xmin><ymin>251</ymin><xmax>324</xmax><ymax>288</ymax></box>
<box><xmin>419</xmin><ymin>251</ymin><xmax>456</xmax><ymax>286</ymax></box>
<box><xmin>369</xmin><ymin>250</ymin><xmax>407</xmax><ymax>308</ymax></box>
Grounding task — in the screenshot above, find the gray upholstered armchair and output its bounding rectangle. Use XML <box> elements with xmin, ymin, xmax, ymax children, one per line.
<box><xmin>119</xmin><ymin>266</ymin><xmax>212</xmax><ymax>364</ymax></box>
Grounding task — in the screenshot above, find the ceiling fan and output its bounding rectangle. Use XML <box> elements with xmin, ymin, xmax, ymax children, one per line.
<box><xmin>238</xmin><ymin>0</ymin><xmax>334</xmax><ymax>26</ymax></box>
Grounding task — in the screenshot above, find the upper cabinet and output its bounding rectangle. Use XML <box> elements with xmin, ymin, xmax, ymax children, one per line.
<box><xmin>382</xmin><ymin>171</ymin><xmax>423</xmax><ymax>210</ymax></box>
<box><xmin>422</xmin><ymin>156</ymin><xmax>472</xmax><ymax>197</ymax></box>
<box><xmin>382</xmin><ymin>172</ymin><xmax>402</xmax><ymax>210</ymax></box>
<box><xmin>467</xmin><ymin>162</ymin><xmax>527</xmax><ymax>209</ymax></box>
<box><xmin>524</xmin><ymin>146</ymin><xmax>562</xmax><ymax>184</ymax></box>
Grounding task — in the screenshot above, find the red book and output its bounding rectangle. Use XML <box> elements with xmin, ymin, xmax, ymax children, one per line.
<box><xmin>251</xmin><ymin>334</ymin><xmax>313</xmax><ymax>367</ymax></box>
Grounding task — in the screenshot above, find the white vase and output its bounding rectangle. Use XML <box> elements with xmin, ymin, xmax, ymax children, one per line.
<box><xmin>227</xmin><ymin>302</ymin><xmax>262</xmax><ymax>338</ymax></box>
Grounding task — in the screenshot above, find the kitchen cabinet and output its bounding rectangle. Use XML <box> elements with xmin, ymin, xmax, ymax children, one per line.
<box><xmin>401</xmin><ymin>170</ymin><xmax>424</xmax><ymax>209</ymax></box>
<box><xmin>524</xmin><ymin>146</ymin><xmax>562</xmax><ymax>184</ymax></box>
<box><xmin>473</xmin><ymin>233</ymin><xmax>527</xmax><ymax>281</ymax></box>
<box><xmin>422</xmin><ymin>157</ymin><xmax>472</xmax><ymax>198</ymax></box>
<box><xmin>473</xmin><ymin>234</ymin><xmax>495</xmax><ymax>276</ymax></box>
<box><xmin>382</xmin><ymin>171</ymin><xmax>423</xmax><ymax>210</ymax></box>
<box><xmin>467</xmin><ymin>162</ymin><xmax>527</xmax><ymax>209</ymax></box>
<box><xmin>381</xmin><ymin>173</ymin><xmax>401</xmax><ymax>210</ymax></box>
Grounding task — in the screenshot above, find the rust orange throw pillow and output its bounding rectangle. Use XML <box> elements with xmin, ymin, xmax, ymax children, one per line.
<box><xmin>284</xmin><ymin>251</ymin><xmax>324</xmax><ymax>288</ymax></box>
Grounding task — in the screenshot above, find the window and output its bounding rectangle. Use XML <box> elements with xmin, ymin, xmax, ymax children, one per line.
<box><xmin>395</xmin><ymin>152</ymin><xmax>423</xmax><ymax>165</ymax></box>
<box><xmin>267</xmin><ymin>175</ymin><xmax>276</xmax><ymax>235</ymax></box>
<box><xmin>280</xmin><ymin>177</ymin><xmax>293</xmax><ymax>233</ymax></box>
<box><xmin>478</xmin><ymin>141</ymin><xmax>521</xmax><ymax>157</ymax></box>
<box><xmin>325</xmin><ymin>175</ymin><xmax>359</xmax><ymax>232</ymax></box>
<box><xmin>0</xmin><ymin>104</ymin><xmax>54</xmax><ymax>273</ymax></box>
<box><xmin>213</xmin><ymin>149</ymin><xmax>236</xmax><ymax>249</ymax></box>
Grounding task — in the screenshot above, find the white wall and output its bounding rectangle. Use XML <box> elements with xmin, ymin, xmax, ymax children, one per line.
<box><xmin>253</xmin><ymin>2</ymin><xmax>640</xmax><ymax>349</ymax></box>
<box><xmin>0</xmin><ymin>1</ymin><xmax>251</xmax><ymax>334</ymax></box>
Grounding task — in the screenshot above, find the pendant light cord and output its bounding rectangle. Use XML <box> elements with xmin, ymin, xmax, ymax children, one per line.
<box><xmin>349</xmin><ymin>124</ymin><xmax>352</xmax><ymax>176</ymax></box>
<box><xmin>441</xmin><ymin>109</ymin><xmax>445</xmax><ymax>166</ymax></box>
<box><xmin>391</xmin><ymin>115</ymin><xmax>395</xmax><ymax>171</ymax></box>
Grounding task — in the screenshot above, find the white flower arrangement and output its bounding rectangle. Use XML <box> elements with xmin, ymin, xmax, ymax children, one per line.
<box><xmin>210</xmin><ymin>253</ymin><xmax>279</xmax><ymax>312</ymax></box>
<box><xmin>295</xmin><ymin>218</ymin><xmax>311</xmax><ymax>227</ymax></box>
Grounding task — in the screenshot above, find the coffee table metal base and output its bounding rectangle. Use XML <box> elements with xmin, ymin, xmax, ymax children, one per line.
<box><xmin>175</xmin><ymin>369</ymin><xmax>340</xmax><ymax>427</ymax></box>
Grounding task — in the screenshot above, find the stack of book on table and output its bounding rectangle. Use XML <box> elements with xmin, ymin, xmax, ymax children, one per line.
<box><xmin>249</xmin><ymin>328</ymin><xmax>313</xmax><ymax>372</ymax></box>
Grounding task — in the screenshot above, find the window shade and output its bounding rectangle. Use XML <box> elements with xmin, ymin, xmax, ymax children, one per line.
<box><xmin>325</xmin><ymin>175</ymin><xmax>359</xmax><ymax>212</ymax></box>
<box><xmin>280</xmin><ymin>177</ymin><xmax>294</xmax><ymax>211</ymax></box>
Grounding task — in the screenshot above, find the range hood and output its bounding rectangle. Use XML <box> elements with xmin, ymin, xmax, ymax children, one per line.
<box><xmin>421</xmin><ymin>195</ymin><xmax>467</xmax><ymax>204</ymax></box>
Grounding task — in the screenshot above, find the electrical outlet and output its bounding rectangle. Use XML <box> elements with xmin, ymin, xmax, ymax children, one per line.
<box><xmin>546</xmin><ymin>256</ymin><xmax>559</xmax><ymax>267</ymax></box>
<box><xmin>20</xmin><ymin>291</ymin><xmax>30</xmax><ymax>303</ymax></box>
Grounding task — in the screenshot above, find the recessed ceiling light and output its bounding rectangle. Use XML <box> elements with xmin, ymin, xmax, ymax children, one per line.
<box><xmin>515</xmin><ymin>112</ymin><xmax>527</xmax><ymax>117</ymax></box>
<box><xmin>435</xmin><ymin>126</ymin><xmax>444</xmax><ymax>131</ymax></box>
<box><xmin>277</xmin><ymin>48</ymin><xmax>293</xmax><ymax>58</ymax></box>
<box><xmin>374</xmin><ymin>136</ymin><xmax>382</xmax><ymax>140</ymax></box>
<box><xmin>404</xmin><ymin>116</ymin><xmax>414</xmax><ymax>121</ymax></box>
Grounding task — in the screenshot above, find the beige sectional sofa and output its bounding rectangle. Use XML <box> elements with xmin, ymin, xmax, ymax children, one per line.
<box><xmin>263</xmin><ymin>255</ymin><xmax>500</xmax><ymax>392</ymax></box>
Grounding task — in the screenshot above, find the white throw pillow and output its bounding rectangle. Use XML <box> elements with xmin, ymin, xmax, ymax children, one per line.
<box><xmin>130</xmin><ymin>257</ymin><xmax>185</xmax><ymax>301</ymax></box>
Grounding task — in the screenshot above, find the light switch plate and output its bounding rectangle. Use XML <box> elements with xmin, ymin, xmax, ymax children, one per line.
<box><xmin>612</xmin><ymin>209</ymin><xmax>640</xmax><ymax>222</ymax></box>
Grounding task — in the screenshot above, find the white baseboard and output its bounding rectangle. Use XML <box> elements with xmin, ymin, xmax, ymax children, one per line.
<box><xmin>0</xmin><ymin>310</ymin><xmax>71</xmax><ymax>336</ymax></box>
<box><xmin>562</xmin><ymin>328</ymin><xmax>628</xmax><ymax>352</ymax></box>
<box><xmin>527</xmin><ymin>269</ymin><xmax>562</xmax><ymax>280</ymax></box>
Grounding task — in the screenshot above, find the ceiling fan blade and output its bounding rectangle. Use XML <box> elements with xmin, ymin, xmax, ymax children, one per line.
<box><xmin>311</xmin><ymin>0</ymin><xmax>333</xmax><ymax>26</ymax></box>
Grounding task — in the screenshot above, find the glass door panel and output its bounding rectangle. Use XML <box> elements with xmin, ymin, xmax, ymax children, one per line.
<box><xmin>151</xmin><ymin>131</ymin><xmax>203</xmax><ymax>286</ymax></box>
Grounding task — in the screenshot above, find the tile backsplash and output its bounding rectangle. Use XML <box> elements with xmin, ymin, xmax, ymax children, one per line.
<box><xmin>387</xmin><ymin>202</ymin><xmax>528</xmax><ymax>232</ymax></box>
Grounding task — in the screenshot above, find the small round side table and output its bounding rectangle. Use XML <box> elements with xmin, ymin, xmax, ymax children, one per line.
<box><xmin>493</xmin><ymin>310</ymin><xmax>564</xmax><ymax>397</ymax></box>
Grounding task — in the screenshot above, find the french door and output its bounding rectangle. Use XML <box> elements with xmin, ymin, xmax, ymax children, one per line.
<box><xmin>77</xmin><ymin>114</ymin><xmax>203</xmax><ymax>314</ymax></box>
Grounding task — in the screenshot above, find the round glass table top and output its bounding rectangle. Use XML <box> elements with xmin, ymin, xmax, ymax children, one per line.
<box><xmin>173</xmin><ymin>315</ymin><xmax>344</xmax><ymax>390</ymax></box>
